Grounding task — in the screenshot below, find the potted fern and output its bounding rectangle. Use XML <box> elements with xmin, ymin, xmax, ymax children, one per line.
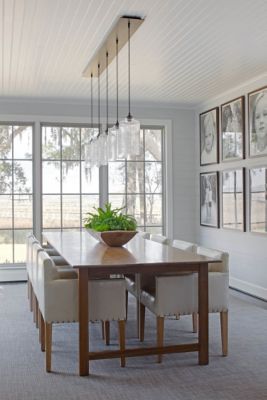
<box><xmin>84</xmin><ymin>203</ymin><xmax>138</xmax><ymax>247</ymax></box>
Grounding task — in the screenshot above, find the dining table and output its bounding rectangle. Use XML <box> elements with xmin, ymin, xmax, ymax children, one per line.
<box><xmin>44</xmin><ymin>231</ymin><xmax>216</xmax><ymax>376</ymax></box>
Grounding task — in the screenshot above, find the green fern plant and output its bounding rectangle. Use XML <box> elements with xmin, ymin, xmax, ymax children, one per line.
<box><xmin>84</xmin><ymin>203</ymin><xmax>137</xmax><ymax>232</ymax></box>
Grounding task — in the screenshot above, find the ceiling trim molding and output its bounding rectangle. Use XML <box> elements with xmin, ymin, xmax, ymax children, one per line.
<box><xmin>0</xmin><ymin>96</ymin><xmax>196</xmax><ymax>111</ymax></box>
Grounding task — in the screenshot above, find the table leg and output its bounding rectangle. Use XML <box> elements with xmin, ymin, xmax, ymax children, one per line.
<box><xmin>135</xmin><ymin>273</ymin><xmax>141</xmax><ymax>338</ymax></box>
<box><xmin>198</xmin><ymin>263</ymin><xmax>209</xmax><ymax>365</ymax></box>
<box><xmin>78</xmin><ymin>268</ymin><xmax>89</xmax><ymax>376</ymax></box>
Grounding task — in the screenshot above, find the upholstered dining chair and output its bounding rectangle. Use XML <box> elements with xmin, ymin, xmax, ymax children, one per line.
<box><xmin>139</xmin><ymin>246</ymin><xmax>229</xmax><ymax>362</ymax></box>
<box><xmin>150</xmin><ymin>234</ymin><xmax>169</xmax><ymax>244</ymax></box>
<box><xmin>137</xmin><ymin>238</ymin><xmax>198</xmax><ymax>341</ymax></box>
<box><xmin>36</xmin><ymin>250</ymin><xmax>126</xmax><ymax>372</ymax></box>
<box><xmin>125</xmin><ymin>231</ymin><xmax>156</xmax><ymax>322</ymax></box>
<box><xmin>172</xmin><ymin>239</ymin><xmax>197</xmax><ymax>252</ymax></box>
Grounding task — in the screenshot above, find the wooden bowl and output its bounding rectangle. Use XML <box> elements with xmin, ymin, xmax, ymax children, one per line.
<box><xmin>86</xmin><ymin>229</ymin><xmax>137</xmax><ymax>247</ymax></box>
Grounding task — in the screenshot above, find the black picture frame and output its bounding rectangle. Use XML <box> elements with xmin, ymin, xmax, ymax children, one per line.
<box><xmin>248</xmin><ymin>86</ymin><xmax>267</xmax><ymax>158</ymax></box>
<box><xmin>221</xmin><ymin>168</ymin><xmax>246</xmax><ymax>231</ymax></box>
<box><xmin>200</xmin><ymin>107</ymin><xmax>219</xmax><ymax>166</ymax></box>
<box><xmin>200</xmin><ymin>171</ymin><xmax>219</xmax><ymax>228</ymax></box>
<box><xmin>221</xmin><ymin>96</ymin><xmax>245</xmax><ymax>162</ymax></box>
<box><xmin>249</xmin><ymin>166</ymin><xmax>267</xmax><ymax>234</ymax></box>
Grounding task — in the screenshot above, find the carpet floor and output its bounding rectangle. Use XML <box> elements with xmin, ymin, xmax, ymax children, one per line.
<box><xmin>0</xmin><ymin>283</ymin><xmax>266</xmax><ymax>400</ymax></box>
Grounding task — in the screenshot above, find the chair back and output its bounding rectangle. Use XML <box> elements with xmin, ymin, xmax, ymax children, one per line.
<box><xmin>150</xmin><ymin>234</ymin><xmax>169</xmax><ymax>244</ymax></box>
<box><xmin>37</xmin><ymin>251</ymin><xmax>125</xmax><ymax>324</ymax></box>
<box><xmin>138</xmin><ymin>231</ymin><xmax>150</xmax><ymax>240</ymax></box>
<box><xmin>196</xmin><ymin>246</ymin><xmax>229</xmax><ymax>273</ymax></box>
<box><xmin>27</xmin><ymin>235</ymin><xmax>39</xmax><ymax>280</ymax></box>
<box><xmin>172</xmin><ymin>239</ymin><xmax>196</xmax><ymax>253</ymax></box>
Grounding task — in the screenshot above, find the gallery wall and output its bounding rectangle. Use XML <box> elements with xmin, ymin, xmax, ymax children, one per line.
<box><xmin>196</xmin><ymin>72</ymin><xmax>267</xmax><ymax>300</ymax></box>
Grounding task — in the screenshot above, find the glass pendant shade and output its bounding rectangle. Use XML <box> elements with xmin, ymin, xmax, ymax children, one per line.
<box><xmin>108</xmin><ymin>124</ymin><xmax>119</xmax><ymax>161</ymax></box>
<box><xmin>119</xmin><ymin>116</ymin><xmax>141</xmax><ymax>158</ymax></box>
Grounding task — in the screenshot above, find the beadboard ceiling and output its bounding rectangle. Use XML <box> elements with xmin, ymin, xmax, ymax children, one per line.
<box><xmin>1</xmin><ymin>0</ymin><xmax>267</xmax><ymax>107</ymax></box>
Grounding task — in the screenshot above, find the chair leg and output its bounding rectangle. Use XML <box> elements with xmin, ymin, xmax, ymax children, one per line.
<box><xmin>45</xmin><ymin>322</ymin><xmax>52</xmax><ymax>372</ymax></box>
<box><xmin>29</xmin><ymin>283</ymin><xmax>33</xmax><ymax>312</ymax></box>
<box><xmin>136</xmin><ymin>298</ymin><xmax>140</xmax><ymax>337</ymax></box>
<box><xmin>35</xmin><ymin>297</ymin><xmax>39</xmax><ymax>328</ymax></box>
<box><xmin>33</xmin><ymin>293</ymin><xmax>36</xmax><ymax>323</ymax></box>
<box><xmin>118</xmin><ymin>320</ymin><xmax>126</xmax><ymax>367</ymax></box>
<box><xmin>27</xmin><ymin>277</ymin><xmax>30</xmax><ymax>299</ymax></box>
<box><xmin>220</xmin><ymin>311</ymin><xmax>228</xmax><ymax>356</ymax></box>
<box><xmin>101</xmin><ymin>321</ymin><xmax>105</xmax><ymax>340</ymax></box>
<box><xmin>40</xmin><ymin>312</ymin><xmax>45</xmax><ymax>352</ymax></box>
<box><xmin>192</xmin><ymin>312</ymin><xmax>198</xmax><ymax>333</ymax></box>
<box><xmin>125</xmin><ymin>290</ymin><xmax>128</xmax><ymax>320</ymax></box>
<box><xmin>38</xmin><ymin>308</ymin><xmax>42</xmax><ymax>344</ymax></box>
<box><xmin>104</xmin><ymin>321</ymin><xmax>110</xmax><ymax>345</ymax></box>
<box><xmin>157</xmin><ymin>316</ymin><xmax>164</xmax><ymax>363</ymax></box>
<box><xmin>139</xmin><ymin>303</ymin><xmax>145</xmax><ymax>342</ymax></box>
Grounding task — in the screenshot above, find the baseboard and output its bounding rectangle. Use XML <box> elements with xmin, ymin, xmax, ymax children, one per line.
<box><xmin>0</xmin><ymin>267</ymin><xmax>27</xmax><ymax>282</ymax></box>
<box><xmin>230</xmin><ymin>277</ymin><xmax>267</xmax><ymax>301</ymax></box>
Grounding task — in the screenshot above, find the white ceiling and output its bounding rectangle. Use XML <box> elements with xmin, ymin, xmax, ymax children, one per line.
<box><xmin>1</xmin><ymin>0</ymin><xmax>267</xmax><ymax>107</ymax></box>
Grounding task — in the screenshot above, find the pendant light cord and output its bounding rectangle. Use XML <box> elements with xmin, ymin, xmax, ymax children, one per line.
<box><xmin>116</xmin><ymin>37</ymin><xmax>119</xmax><ymax>127</ymax></box>
<box><xmin>90</xmin><ymin>73</ymin><xmax>93</xmax><ymax>135</ymax></box>
<box><xmin>127</xmin><ymin>20</ymin><xmax>132</xmax><ymax>120</ymax></box>
<box><xmin>98</xmin><ymin>63</ymin><xmax>100</xmax><ymax>137</ymax></box>
<box><xmin>106</xmin><ymin>51</ymin><xmax>109</xmax><ymax>134</ymax></box>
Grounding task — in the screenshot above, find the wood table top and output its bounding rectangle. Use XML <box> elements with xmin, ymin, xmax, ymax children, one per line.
<box><xmin>44</xmin><ymin>231</ymin><xmax>216</xmax><ymax>275</ymax></box>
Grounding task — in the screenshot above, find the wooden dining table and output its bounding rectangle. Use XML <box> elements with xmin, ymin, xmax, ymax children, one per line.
<box><xmin>44</xmin><ymin>231</ymin><xmax>216</xmax><ymax>376</ymax></box>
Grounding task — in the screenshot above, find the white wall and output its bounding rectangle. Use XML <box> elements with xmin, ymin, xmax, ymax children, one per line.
<box><xmin>196</xmin><ymin>73</ymin><xmax>267</xmax><ymax>300</ymax></box>
<box><xmin>0</xmin><ymin>97</ymin><xmax>196</xmax><ymax>244</ymax></box>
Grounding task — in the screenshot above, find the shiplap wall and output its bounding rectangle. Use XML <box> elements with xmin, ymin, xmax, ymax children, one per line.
<box><xmin>196</xmin><ymin>73</ymin><xmax>267</xmax><ymax>300</ymax></box>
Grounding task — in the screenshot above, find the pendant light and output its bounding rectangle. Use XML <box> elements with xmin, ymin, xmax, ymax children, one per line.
<box><xmin>83</xmin><ymin>16</ymin><xmax>144</xmax><ymax>167</ymax></box>
<box><xmin>108</xmin><ymin>37</ymin><xmax>120</xmax><ymax>161</ymax></box>
<box><xmin>119</xmin><ymin>19</ymin><xmax>141</xmax><ymax>158</ymax></box>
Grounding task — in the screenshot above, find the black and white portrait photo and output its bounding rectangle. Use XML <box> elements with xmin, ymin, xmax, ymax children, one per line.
<box><xmin>200</xmin><ymin>172</ymin><xmax>219</xmax><ymax>227</ymax></box>
<box><xmin>221</xmin><ymin>97</ymin><xmax>244</xmax><ymax>161</ymax></box>
<box><xmin>249</xmin><ymin>86</ymin><xmax>267</xmax><ymax>157</ymax></box>
<box><xmin>222</xmin><ymin>169</ymin><xmax>245</xmax><ymax>231</ymax></box>
<box><xmin>200</xmin><ymin>108</ymin><xmax>218</xmax><ymax>166</ymax></box>
<box><xmin>250</xmin><ymin>167</ymin><xmax>267</xmax><ymax>233</ymax></box>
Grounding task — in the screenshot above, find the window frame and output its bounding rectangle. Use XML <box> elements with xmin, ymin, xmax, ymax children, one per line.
<box><xmin>108</xmin><ymin>126</ymin><xmax>166</xmax><ymax>234</ymax></box>
<box><xmin>0</xmin><ymin>116</ymin><xmax>172</xmax><ymax>276</ymax></box>
<box><xmin>0</xmin><ymin>122</ymin><xmax>34</xmax><ymax>267</ymax></box>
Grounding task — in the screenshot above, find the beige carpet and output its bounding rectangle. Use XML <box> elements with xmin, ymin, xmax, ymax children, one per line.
<box><xmin>0</xmin><ymin>283</ymin><xmax>266</xmax><ymax>400</ymax></box>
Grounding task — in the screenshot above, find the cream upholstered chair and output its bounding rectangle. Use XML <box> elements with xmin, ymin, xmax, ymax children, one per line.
<box><xmin>125</xmin><ymin>231</ymin><xmax>161</xmax><ymax>322</ymax></box>
<box><xmin>138</xmin><ymin>231</ymin><xmax>151</xmax><ymax>240</ymax></box>
<box><xmin>30</xmin><ymin>242</ymin><xmax>76</xmax><ymax>330</ymax></box>
<box><xmin>36</xmin><ymin>250</ymin><xmax>126</xmax><ymax>372</ymax></box>
<box><xmin>139</xmin><ymin>246</ymin><xmax>229</xmax><ymax>362</ymax></box>
<box><xmin>138</xmin><ymin>238</ymin><xmax>197</xmax><ymax>341</ymax></box>
<box><xmin>150</xmin><ymin>234</ymin><xmax>169</xmax><ymax>244</ymax></box>
<box><xmin>125</xmin><ymin>231</ymin><xmax>151</xmax><ymax>319</ymax></box>
<box><xmin>172</xmin><ymin>239</ymin><xmax>197</xmax><ymax>252</ymax></box>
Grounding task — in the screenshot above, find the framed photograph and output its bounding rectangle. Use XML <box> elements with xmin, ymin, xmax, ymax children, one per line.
<box><xmin>248</xmin><ymin>86</ymin><xmax>267</xmax><ymax>158</ymax></box>
<box><xmin>200</xmin><ymin>107</ymin><xmax>219</xmax><ymax>166</ymax></box>
<box><xmin>221</xmin><ymin>168</ymin><xmax>245</xmax><ymax>231</ymax></box>
<box><xmin>200</xmin><ymin>172</ymin><xmax>219</xmax><ymax>227</ymax></box>
<box><xmin>221</xmin><ymin>96</ymin><xmax>245</xmax><ymax>161</ymax></box>
<box><xmin>249</xmin><ymin>166</ymin><xmax>267</xmax><ymax>234</ymax></box>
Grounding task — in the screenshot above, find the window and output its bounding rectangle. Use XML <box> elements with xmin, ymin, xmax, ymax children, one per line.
<box><xmin>42</xmin><ymin>125</ymin><xmax>99</xmax><ymax>231</ymax></box>
<box><xmin>0</xmin><ymin>124</ymin><xmax>33</xmax><ymax>264</ymax></box>
<box><xmin>0</xmin><ymin>123</ymin><xmax>166</xmax><ymax>270</ymax></box>
<box><xmin>108</xmin><ymin>128</ymin><xmax>164</xmax><ymax>234</ymax></box>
